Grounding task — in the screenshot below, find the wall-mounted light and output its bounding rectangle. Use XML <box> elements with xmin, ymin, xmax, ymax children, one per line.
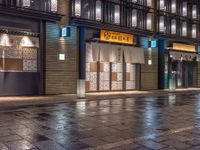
<box><xmin>148</xmin><ymin>59</ymin><xmax>152</xmax><ymax>65</ymax></box>
<box><xmin>60</xmin><ymin>27</ymin><xmax>71</xmax><ymax>37</ymax></box>
<box><xmin>75</xmin><ymin>0</ymin><xmax>81</xmax><ymax>17</ymax></box>
<box><xmin>22</xmin><ymin>0</ymin><xmax>31</xmax><ymax>8</ymax></box>
<box><xmin>114</xmin><ymin>5</ymin><xmax>120</xmax><ymax>24</ymax></box>
<box><xmin>132</xmin><ymin>9</ymin><xmax>137</xmax><ymax>27</ymax></box>
<box><xmin>171</xmin><ymin>19</ymin><xmax>176</xmax><ymax>34</ymax></box>
<box><xmin>96</xmin><ymin>0</ymin><xmax>102</xmax><ymax>21</ymax></box>
<box><xmin>192</xmin><ymin>24</ymin><xmax>197</xmax><ymax>38</ymax></box>
<box><xmin>51</xmin><ymin>0</ymin><xmax>58</xmax><ymax>12</ymax></box>
<box><xmin>59</xmin><ymin>53</ymin><xmax>65</xmax><ymax>61</ymax></box>
<box><xmin>0</xmin><ymin>34</ymin><xmax>12</xmax><ymax>46</ymax></box>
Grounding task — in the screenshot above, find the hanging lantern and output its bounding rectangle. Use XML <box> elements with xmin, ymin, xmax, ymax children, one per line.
<box><xmin>51</xmin><ymin>0</ymin><xmax>58</xmax><ymax>12</ymax></box>
<box><xmin>22</xmin><ymin>0</ymin><xmax>31</xmax><ymax>8</ymax></box>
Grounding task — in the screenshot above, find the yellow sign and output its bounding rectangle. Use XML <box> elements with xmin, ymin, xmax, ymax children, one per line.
<box><xmin>100</xmin><ymin>30</ymin><xmax>134</xmax><ymax>45</ymax></box>
<box><xmin>172</xmin><ymin>43</ymin><xmax>196</xmax><ymax>52</ymax></box>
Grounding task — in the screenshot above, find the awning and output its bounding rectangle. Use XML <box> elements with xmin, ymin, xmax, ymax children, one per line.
<box><xmin>169</xmin><ymin>51</ymin><xmax>197</xmax><ymax>61</ymax></box>
<box><xmin>123</xmin><ymin>46</ymin><xmax>145</xmax><ymax>64</ymax></box>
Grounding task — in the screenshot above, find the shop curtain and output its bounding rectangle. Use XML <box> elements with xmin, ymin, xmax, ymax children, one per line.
<box><xmin>91</xmin><ymin>42</ymin><xmax>100</xmax><ymax>61</ymax></box>
<box><xmin>123</xmin><ymin>46</ymin><xmax>145</xmax><ymax>64</ymax></box>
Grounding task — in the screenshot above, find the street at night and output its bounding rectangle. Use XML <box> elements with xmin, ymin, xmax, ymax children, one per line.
<box><xmin>0</xmin><ymin>93</ymin><xmax>200</xmax><ymax>149</ymax></box>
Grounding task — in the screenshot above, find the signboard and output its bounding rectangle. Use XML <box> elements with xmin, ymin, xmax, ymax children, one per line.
<box><xmin>150</xmin><ymin>40</ymin><xmax>157</xmax><ymax>48</ymax></box>
<box><xmin>100</xmin><ymin>30</ymin><xmax>134</xmax><ymax>45</ymax></box>
<box><xmin>172</xmin><ymin>43</ymin><xmax>196</xmax><ymax>53</ymax></box>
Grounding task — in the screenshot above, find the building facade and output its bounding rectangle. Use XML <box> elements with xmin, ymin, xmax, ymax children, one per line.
<box><xmin>0</xmin><ymin>0</ymin><xmax>61</xmax><ymax>95</ymax></box>
<box><xmin>66</xmin><ymin>0</ymin><xmax>200</xmax><ymax>95</ymax></box>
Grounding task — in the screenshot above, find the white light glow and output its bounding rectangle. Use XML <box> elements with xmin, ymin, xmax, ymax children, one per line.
<box><xmin>132</xmin><ymin>9</ymin><xmax>137</xmax><ymax>27</ymax></box>
<box><xmin>192</xmin><ymin>24</ymin><xmax>197</xmax><ymax>38</ymax></box>
<box><xmin>192</xmin><ymin>5</ymin><xmax>197</xmax><ymax>19</ymax></box>
<box><xmin>147</xmin><ymin>0</ymin><xmax>153</xmax><ymax>7</ymax></box>
<box><xmin>160</xmin><ymin>0</ymin><xmax>165</xmax><ymax>10</ymax></box>
<box><xmin>182</xmin><ymin>22</ymin><xmax>187</xmax><ymax>36</ymax></box>
<box><xmin>171</xmin><ymin>0</ymin><xmax>176</xmax><ymax>13</ymax></box>
<box><xmin>114</xmin><ymin>5</ymin><xmax>120</xmax><ymax>24</ymax></box>
<box><xmin>59</xmin><ymin>53</ymin><xmax>65</xmax><ymax>61</ymax></box>
<box><xmin>182</xmin><ymin>2</ymin><xmax>187</xmax><ymax>16</ymax></box>
<box><xmin>22</xmin><ymin>0</ymin><xmax>31</xmax><ymax>7</ymax></box>
<box><xmin>0</xmin><ymin>34</ymin><xmax>12</xmax><ymax>46</ymax></box>
<box><xmin>51</xmin><ymin>0</ymin><xmax>58</xmax><ymax>12</ymax></box>
<box><xmin>159</xmin><ymin>16</ymin><xmax>165</xmax><ymax>32</ymax></box>
<box><xmin>96</xmin><ymin>0</ymin><xmax>102</xmax><ymax>21</ymax></box>
<box><xmin>146</xmin><ymin>13</ymin><xmax>152</xmax><ymax>30</ymax></box>
<box><xmin>20</xmin><ymin>36</ymin><xmax>34</xmax><ymax>47</ymax></box>
<box><xmin>75</xmin><ymin>0</ymin><xmax>81</xmax><ymax>17</ymax></box>
<box><xmin>171</xmin><ymin>19</ymin><xmax>176</xmax><ymax>34</ymax></box>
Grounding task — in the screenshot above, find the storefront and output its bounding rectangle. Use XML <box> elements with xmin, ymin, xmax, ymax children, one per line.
<box><xmin>164</xmin><ymin>42</ymin><xmax>198</xmax><ymax>89</ymax></box>
<box><xmin>79</xmin><ymin>29</ymin><xmax>145</xmax><ymax>93</ymax></box>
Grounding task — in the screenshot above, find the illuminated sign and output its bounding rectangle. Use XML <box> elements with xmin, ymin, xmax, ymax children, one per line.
<box><xmin>60</xmin><ymin>27</ymin><xmax>70</xmax><ymax>37</ymax></box>
<box><xmin>172</xmin><ymin>43</ymin><xmax>196</xmax><ymax>53</ymax></box>
<box><xmin>150</xmin><ymin>40</ymin><xmax>157</xmax><ymax>48</ymax></box>
<box><xmin>100</xmin><ymin>30</ymin><xmax>134</xmax><ymax>45</ymax></box>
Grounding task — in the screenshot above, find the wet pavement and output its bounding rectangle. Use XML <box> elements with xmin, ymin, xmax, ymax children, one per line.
<box><xmin>0</xmin><ymin>93</ymin><xmax>200</xmax><ymax>149</ymax></box>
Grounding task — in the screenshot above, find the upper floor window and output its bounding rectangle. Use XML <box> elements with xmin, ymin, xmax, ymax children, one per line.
<box><xmin>181</xmin><ymin>22</ymin><xmax>187</xmax><ymax>36</ymax></box>
<box><xmin>147</xmin><ymin>0</ymin><xmax>153</xmax><ymax>7</ymax></box>
<box><xmin>75</xmin><ymin>0</ymin><xmax>81</xmax><ymax>17</ymax></box>
<box><xmin>171</xmin><ymin>19</ymin><xmax>176</xmax><ymax>34</ymax></box>
<box><xmin>159</xmin><ymin>0</ymin><xmax>165</xmax><ymax>10</ymax></box>
<box><xmin>146</xmin><ymin>13</ymin><xmax>153</xmax><ymax>31</ymax></box>
<box><xmin>96</xmin><ymin>0</ymin><xmax>102</xmax><ymax>21</ymax></box>
<box><xmin>182</xmin><ymin>2</ymin><xmax>187</xmax><ymax>17</ymax></box>
<box><xmin>132</xmin><ymin>9</ymin><xmax>137</xmax><ymax>27</ymax></box>
<box><xmin>192</xmin><ymin>5</ymin><xmax>197</xmax><ymax>19</ymax></box>
<box><xmin>159</xmin><ymin>16</ymin><xmax>165</xmax><ymax>32</ymax></box>
<box><xmin>51</xmin><ymin>0</ymin><xmax>58</xmax><ymax>12</ymax></box>
<box><xmin>171</xmin><ymin>0</ymin><xmax>176</xmax><ymax>13</ymax></box>
<box><xmin>192</xmin><ymin>24</ymin><xmax>197</xmax><ymax>38</ymax></box>
<box><xmin>22</xmin><ymin>0</ymin><xmax>31</xmax><ymax>7</ymax></box>
<box><xmin>114</xmin><ymin>5</ymin><xmax>120</xmax><ymax>24</ymax></box>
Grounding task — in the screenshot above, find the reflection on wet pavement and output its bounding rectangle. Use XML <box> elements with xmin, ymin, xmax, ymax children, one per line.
<box><xmin>0</xmin><ymin>93</ymin><xmax>200</xmax><ymax>149</ymax></box>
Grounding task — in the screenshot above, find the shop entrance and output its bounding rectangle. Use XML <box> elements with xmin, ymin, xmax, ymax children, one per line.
<box><xmin>170</xmin><ymin>60</ymin><xmax>197</xmax><ymax>88</ymax></box>
<box><xmin>85</xmin><ymin>42</ymin><xmax>144</xmax><ymax>92</ymax></box>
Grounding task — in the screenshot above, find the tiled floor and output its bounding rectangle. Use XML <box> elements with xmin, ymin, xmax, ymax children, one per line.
<box><xmin>0</xmin><ymin>93</ymin><xmax>200</xmax><ymax>149</ymax></box>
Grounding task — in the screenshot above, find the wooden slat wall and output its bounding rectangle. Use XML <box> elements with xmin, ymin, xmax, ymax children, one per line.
<box><xmin>45</xmin><ymin>23</ymin><xmax>78</xmax><ymax>94</ymax></box>
<box><xmin>140</xmin><ymin>48</ymin><xmax>158</xmax><ymax>90</ymax></box>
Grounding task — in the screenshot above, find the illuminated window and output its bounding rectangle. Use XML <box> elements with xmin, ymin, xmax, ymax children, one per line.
<box><xmin>171</xmin><ymin>0</ymin><xmax>176</xmax><ymax>13</ymax></box>
<box><xmin>182</xmin><ymin>2</ymin><xmax>187</xmax><ymax>16</ymax></box>
<box><xmin>22</xmin><ymin>0</ymin><xmax>31</xmax><ymax>7</ymax></box>
<box><xmin>75</xmin><ymin>0</ymin><xmax>81</xmax><ymax>17</ymax></box>
<box><xmin>132</xmin><ymin>9</ymin><xmax>137</xmax><ymax>27</ymax></box>
<box><xmin>159</xmin><ymin>16</ymin><xmax>165</xmax><ymax>32</ymax></box>
<box><xmin>147</xmin><ymin>0</ymin><xmax>153</xmax><ymax>7</ymax></box>
<box><xmin>96</xmin><ymin>0</ymin><xmax>102</xmax><ymax>21</ymax></box>
<box><xmin>51</xmin><ymin>0</ymin><xmax>57</xmax><ymax>12</ymax></box>
<box><xmin>146</xmin><ymin>13</ymin><xmax>153</xmax><ymax>31</ymax></box>
<box><xmin>159</xmin><ymin>0</ymin><xmax>165</xmax><ymax>10</ymax></box>
<box><xmin>114</xmin><ymin>5</ymin><xmax>120</xmax><ymax>24</ymax></box>
<box><xmin>192</xmin><ymin>24</ymin><xmax>197</xmax><ymax>38</ymax></box>
<box><xmin>182</xmin><ymin>22</ymin><xmax>187</xmax><ymax>36</ymax></box>
<box><xmin>192</xmin><ymin>5</ymin><xmax>197</xmax><ymax>19</ymax></box>
<box><xmin>171</xmin><ymin>19</ymin><xmax>176</xmax><ymax>34</ymax></box>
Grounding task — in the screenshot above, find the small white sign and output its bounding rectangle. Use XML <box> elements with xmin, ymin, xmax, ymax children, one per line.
<box><xmin>148</xmin><ymin>59</ymin><xmax>152</xmax><ymax>65</ymax></box>
<box><xmin>59</xmin><ymin>53</ymin><xmax>65</xmax><ymax>61</ymax></box>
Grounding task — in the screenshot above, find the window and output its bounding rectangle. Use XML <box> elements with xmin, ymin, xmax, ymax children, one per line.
<box><xmin>171</xmin><ymin>0</ymin><xmax>176</xmax><ymax>13</ymax></box>
<box><xmin>192</xmin><ymin>24</ymin><xmax>197</xmax><ymax>38</ymax></box>
<box><xmin>192</xmin><ymin>5</ymin><xmax>197</xmax><ymax>19</ymax></box>
<box><xmin>22</xmin><ymin>0</ymin><xmax>30</xmax><ymax>7</ymax></box>
<box><xmin>182</xmin><ymin>2</ymin><xmax>187</xmax><ymax>16</ymax></box>
<box><xmin>132</xmin><ymin>9</ymin><xmax>137</xmax><ymax>27</ymax></box>
<box><xmin>171</xmin><ymin>19</ymin><xmax>176</xmax><ymax>34</ymax></box>
<box><xmin>51</xmin><ymin>0</ymin><xmax>58</xmax><ymax>12</ymax></box>
<box><xmin>82</xmin><ymin>0</ymin><xmax>91</xmax><ymax>19</ymax></box>
<box><xmin>147</xmin><ymin>0</ymin><xmax>153</xmax><ymax>7</ymax></box>
<box><xmin>159</xmin><ymin>0</ymin><xmax>165</xmax><ymax>10</ymax></box>
<box><xmin>75</xmin><ymin>0</ymin><xmax>81</xmax><ymax>17</ymax></box>
<box><xmin>114</xmin><ymin>5</ymin><xmax>120</xmax><ymax>24</ymax></box>
<box><xmin>182</xmin><ymin>22</ymin><xmax>187</xmax><ymax>36</ymax></box>
<box><xmin>96</xmin><ymin>0</ymin><xmax>102</xmax><ymax>21</ymax></box>
<box><xmin>159</xmin><ymin>16</ymin><xmax>165</xmax><ymax>32</ymax></box>
<box><xmin>146</xmin><ymin>13</ymin><xmax>153</xmax><ymax>30</ymax></box>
